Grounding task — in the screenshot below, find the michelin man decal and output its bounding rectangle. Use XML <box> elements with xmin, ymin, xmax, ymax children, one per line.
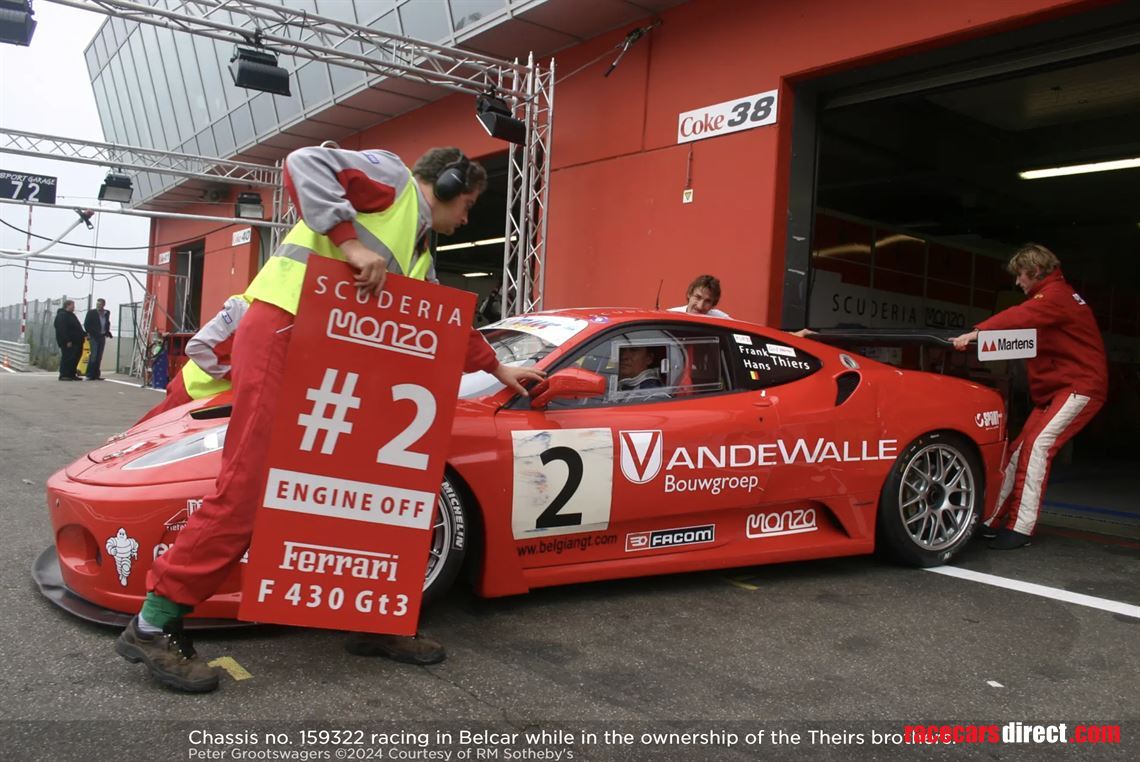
<box><xmin>105</xmin><ymin>528</ymin><xmax>139</xmax><ymax>586</ymax></box>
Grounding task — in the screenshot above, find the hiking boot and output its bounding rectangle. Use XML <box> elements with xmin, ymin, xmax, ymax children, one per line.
<box><xmin>115</xmin><ymin>616</ymin><xmax>219</xmax><ymax>692</ymax></box>
<box><xmin>988</xmin><ymin>528</ymin><xmax>1032</xmax><ymax>550</ymax></box>
<box><xmin>345</xmin><ymin>632</ymin><xmax>447</xmax><ymax>665</ymax></box>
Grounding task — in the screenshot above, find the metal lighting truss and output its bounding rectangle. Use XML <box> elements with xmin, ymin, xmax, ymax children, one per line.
<box><xmin>502</xmin><ymin>52</ymin><xmax>554</xmax><ymax>316</ymax></box>
<box><xmin>46</xmin><ymin>0</ymin><xmax>554</xmax><ymax>314</ymax></box>
<box><xmin>0</xmin><ymin>127</ymin><xmax>280</xmax><ymax>187</ymax></box>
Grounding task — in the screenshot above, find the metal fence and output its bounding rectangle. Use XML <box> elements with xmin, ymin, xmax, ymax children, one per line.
<box><xmin>0</xmin><ymin>297</ymin><xmax>66</xmax><ymax>371</ymax></box>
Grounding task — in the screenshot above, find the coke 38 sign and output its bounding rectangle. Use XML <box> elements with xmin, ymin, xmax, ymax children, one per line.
<box><xmin>677</xmin><ymin>88</ymin><xmax>778</xmax><ymax>144</ymax></box>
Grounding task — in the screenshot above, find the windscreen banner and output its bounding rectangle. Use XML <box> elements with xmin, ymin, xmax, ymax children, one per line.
<box><xmin>239</xmin><ymin>257</ymin><xmax>475</xmax><ymax>634</ymax></box>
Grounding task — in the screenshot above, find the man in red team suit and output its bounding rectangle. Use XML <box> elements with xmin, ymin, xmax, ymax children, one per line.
<box><xmin>952</xmin><ymin>243</ymin><xmax>1107</xmax><ymax>550</ymax></box>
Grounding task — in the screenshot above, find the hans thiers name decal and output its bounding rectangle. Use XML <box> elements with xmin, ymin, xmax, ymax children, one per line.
<box><xmin>626</xmin><ymin>524</ymin><xmax>715</xmax><ymax>552</ymax></box>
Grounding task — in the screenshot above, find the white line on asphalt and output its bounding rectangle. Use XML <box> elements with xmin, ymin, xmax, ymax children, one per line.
<box><xmin>105</xmin><ymin>378</ymin><xmax>163</xmax><ymax>392</ymax></box>
<box><xmin>925</xmin><ymin>566</ymin><xmax>1140</xmax><ymax>619</ymax></box>
<box><xmin>0</xmin><ymin>364</ymin><xmax>15</xmax><ymax>373</ymax></box>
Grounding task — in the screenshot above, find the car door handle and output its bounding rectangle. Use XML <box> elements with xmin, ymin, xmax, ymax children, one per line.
<box><xmin>753</xmin><ymin>396</ymin><xmax>778</xmax><ymax>408</ymax></box>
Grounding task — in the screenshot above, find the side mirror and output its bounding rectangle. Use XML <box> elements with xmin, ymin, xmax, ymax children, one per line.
<box><xmin>530</xmin><ymin>368</ymin><xmax>606</xmax><ymax>409</ymax></box>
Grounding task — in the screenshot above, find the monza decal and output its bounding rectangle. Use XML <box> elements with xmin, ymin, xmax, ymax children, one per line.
<box><xmin>105</xmin><ymin>528</ymin><xmax>139</xmax><ymax>586</ymax></box>
<box><xmin>511</xmin><ymin>428</ymin><xmax>614</xmax><ymax>539</ymax></box>
<box><xmin>626</xmin><ymin>524</ymin><xmax>715</xmax><ymax>553</ymax></box>
<box><xmin>746</xmin><ymin>508</ymin><xmax>817</xmax><ymax>538</ymax></box>
<box><xmin>619</xmin><ymin>430</ymin><xmax>663</xmax><ymax>484</ymax></box>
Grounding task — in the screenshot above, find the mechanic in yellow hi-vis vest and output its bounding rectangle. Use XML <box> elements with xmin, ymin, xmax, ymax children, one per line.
<box><xmin>116</xmin><ymin>144</ymin><xmax>545</xmax><ymax>693</ymax></box>
<box><xmin>135</xmin><ymin>295</ymin><xmax>249</xmax><ymax>425</ymax></box>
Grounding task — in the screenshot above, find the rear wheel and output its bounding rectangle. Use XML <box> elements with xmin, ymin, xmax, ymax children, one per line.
<box><xmin>421</xmin><ymin>475</ymin><xmax>468</xmax><ymax>606</ymax></box>
<box><xmin>877</xmin><ymin>432</ymin><xmax>982</xmax><ymax>566</ymax></box>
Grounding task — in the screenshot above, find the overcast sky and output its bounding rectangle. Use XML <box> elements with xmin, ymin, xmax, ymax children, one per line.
<box><xmin>0</xmin><ymin>1</ymin><xmax>151</xmax><ymax>313</ymax></box>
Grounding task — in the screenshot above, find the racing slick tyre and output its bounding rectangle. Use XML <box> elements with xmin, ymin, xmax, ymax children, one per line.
<box><xmin>877</xmin><ymin>431</ymin><xmax>983</xmax><ymax>567</ymax></box>
<box><xmin>422</xmin><ymin>475</ymin><xmax>469</xmax><ymax>607</ymax></box>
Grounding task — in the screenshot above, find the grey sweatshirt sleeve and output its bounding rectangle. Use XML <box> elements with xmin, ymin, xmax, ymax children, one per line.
<box><xmin>185</xmin><ymin>296</ymin><xmax>248</xmax><ymax>379</ymax></box>
<box><xmin>283</xmin><ymin>146</ymin><xmax>413</xmax><ymax>243</ymax></box>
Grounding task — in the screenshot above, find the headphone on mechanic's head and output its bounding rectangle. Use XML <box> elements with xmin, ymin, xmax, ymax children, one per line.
<box><xmin>433</xmin><ymin>153</ymin><xmax>472</xmax><ymax>202</ymax></box>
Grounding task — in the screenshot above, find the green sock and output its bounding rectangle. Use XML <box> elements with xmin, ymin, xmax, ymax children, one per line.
<box><xmin>139</xmin><ymin>592</ymin><xmax>193</xmax><ymax>630</ymax></box>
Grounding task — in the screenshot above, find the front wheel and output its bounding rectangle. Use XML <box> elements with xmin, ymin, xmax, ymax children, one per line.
<box><xmin>421</xmin><ymin>475</ymin><xmax>469</xmax><ymax>607</ymax></box>
<box><xmin>877</xmin><ymin>432</ymin><xmax>982</xmax><ymax>567</ymax></box>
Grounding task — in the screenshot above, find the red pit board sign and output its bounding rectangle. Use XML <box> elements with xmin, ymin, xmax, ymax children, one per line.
<box><xmin>239</xmin><ymin>257</ymin><xmax>475</xmax><ymax>634</ymax></box>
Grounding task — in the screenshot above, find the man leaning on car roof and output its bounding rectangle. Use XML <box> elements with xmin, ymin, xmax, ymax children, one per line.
<box><xmin>113</xmin><ymin>142</ymin><xmax>544</xmax><ymax>693</ymax></box>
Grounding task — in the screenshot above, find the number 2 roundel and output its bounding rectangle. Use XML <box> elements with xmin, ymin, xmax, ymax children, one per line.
<box><xmin>511</xmin><ymin>429</ymin><xmax>613</xmax><ymax>539</ymax></box>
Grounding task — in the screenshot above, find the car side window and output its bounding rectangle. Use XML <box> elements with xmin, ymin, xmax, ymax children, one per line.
<box><xmin>728</xmin><ymin>332</ymin><xmax>822</xmax><ymax>389</ymax></box>
<box><xmin>552</xmin><ymin>325</ymin><xmax>732</xmax><ymax>409</ymax></box>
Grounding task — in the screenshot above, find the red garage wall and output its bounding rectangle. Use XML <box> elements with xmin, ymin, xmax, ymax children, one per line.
<box><xmin>147</xmin><ymin>0</ymin><xmax>1099</xmax><ymax>328</ymax></box>
<box><xmin>147</xmin><ymin>197</ymin><xmax>264</xmax><ymax>332</ymax></box>
<box><xmin>541</xmin><ymin>0</ymin><xmax>1097</xmax><ymax>324</ymax></box>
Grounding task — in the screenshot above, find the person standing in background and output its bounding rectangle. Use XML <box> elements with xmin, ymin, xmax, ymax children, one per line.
<box><xmin>84</xmin><ymin>297</ymin><xmax>112</xmax><ymax>380</ymax></box>
<box><xmin>54</xmin><ymin>300</ymin><xmax>85</xmax><ymax>381</ymax></box>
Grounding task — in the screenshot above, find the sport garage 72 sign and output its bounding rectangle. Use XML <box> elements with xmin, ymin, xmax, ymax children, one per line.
<box><xmin>239</xmin><ymin>257</ymin><xmax>475</xmax><ymax>635</ymax></box>
<box><xmin>1</xmin><ymin>170</ymin><xmax>57</xmax><ymax>204</ymax></box>
<box><xmin>677</xmin><ymin>88</ymin><xmax>779</xmax><ymax>144</ymax></box>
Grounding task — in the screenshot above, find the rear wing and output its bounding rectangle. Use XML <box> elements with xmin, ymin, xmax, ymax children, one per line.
<box><xmin>804</xmin><ymin>328</ymin><xmax>962</xmax><ymax>348</ymax></box>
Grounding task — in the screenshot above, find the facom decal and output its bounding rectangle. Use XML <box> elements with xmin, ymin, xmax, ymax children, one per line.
<box><xmin>765</xmin><ymin>344</ymin><xmax>796</xmax><ymax>358</ymax></box>
<box><xmin>105</xmin><ymin>528</ymin><xmax>139</xmax><ymax>586</ymax></box>
<box><xmin>746</xmin><ymin>508</ymin><xmax>817</xmax><ymax>538</ymax></box>
<box><xmin>626</xmin><ymin>524</ymin><xmax>715</xmax><ymax>552</ymax></box>
<box><xmin>619</xmin><ymin>430</ymin><xmax>663</xmax><ymax>484</ymax></box>
<box><xmin>975</xmin><ymin>410</ymin><xmax>1002</xmax><ymax>429</ymax></box>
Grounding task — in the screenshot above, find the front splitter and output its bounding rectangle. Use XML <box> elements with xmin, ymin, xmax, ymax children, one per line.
<box><xmin>31</xmin><ymin>546</ymin><xmax>254</xmax><ymax>630</ymax></box>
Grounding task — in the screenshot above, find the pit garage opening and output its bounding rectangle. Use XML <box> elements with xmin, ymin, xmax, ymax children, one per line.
<box><xmin>784</xmin><ymin>7</ymin><xmax>1140</xmax><ymax>537</ymax></box>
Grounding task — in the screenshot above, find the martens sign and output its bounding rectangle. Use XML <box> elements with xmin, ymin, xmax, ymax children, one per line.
<box><xmin>977</xmin><ymin>329</ymin><xmax>1038</xmax><ymax>361</ymax></box>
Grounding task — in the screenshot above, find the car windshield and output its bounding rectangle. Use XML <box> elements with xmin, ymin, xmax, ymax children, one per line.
<box><xmin>459</xmin><ymin>315</ymin><xmax>589</xmax><ymax>399</ymax></box>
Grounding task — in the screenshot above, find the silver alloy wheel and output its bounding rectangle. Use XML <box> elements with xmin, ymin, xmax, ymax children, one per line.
<box><xmin>897</xmin><ymin>443</ymin><xmax>976</xmax><ymax>551</ymax></box>
<box><xmin>423</xmin><ymin>488</ymin><xmax>453</xmax><ymax>592</ymax></box>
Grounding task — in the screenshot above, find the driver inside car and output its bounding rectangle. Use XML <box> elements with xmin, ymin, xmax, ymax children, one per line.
<box><xmin>617</xmin><ymin>345</ymin><xmax>670</xmax><ymax>402</ymax></box>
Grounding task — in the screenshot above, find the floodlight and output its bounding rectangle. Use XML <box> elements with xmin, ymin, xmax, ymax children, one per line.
<box><xmin>98</xmin><ymin>172</ymin><xmax>133</xmax><ymax>203</ymax></box>
<box><xmin>234</xmin><ymin>191</ymin><xmax>264</xmax><ymax>219</ymax></box>
<box><xmin>476</xmin><ymin>94</ymin><xmax>527</xmax><ymax>145</ymax></box>
<box><xmin>0</xmin><ymin>0</ymin><xmax>36</xmax><ymax>46</ymax></box>
<box><xmin>228</xmin><ymin>46</ymin><xmax>291</xmax><ymax>96</ymax></box>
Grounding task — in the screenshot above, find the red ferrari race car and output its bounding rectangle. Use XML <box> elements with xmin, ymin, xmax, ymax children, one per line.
<box><xmin>37</xmin><ymin>309</ymin><xmax>1006</xmax><ymax>627</ymax></box>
